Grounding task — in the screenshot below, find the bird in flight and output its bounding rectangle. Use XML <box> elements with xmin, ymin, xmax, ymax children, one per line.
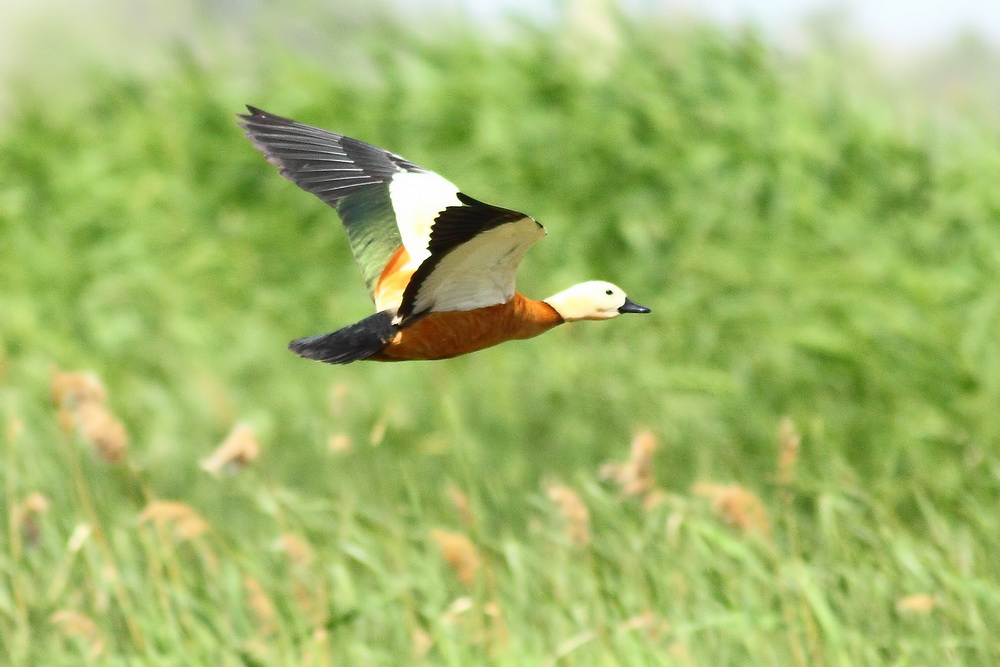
<box><xmin>239</xmin><ymin>106</ymin><xmax>650</xmax><ymax>364</ymax></box>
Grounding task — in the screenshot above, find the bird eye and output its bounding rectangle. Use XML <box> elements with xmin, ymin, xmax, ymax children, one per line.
<box><xmin>605</xmin><ymin>289</ymin><xmax>613</xmax><ymax>295</ymax></box>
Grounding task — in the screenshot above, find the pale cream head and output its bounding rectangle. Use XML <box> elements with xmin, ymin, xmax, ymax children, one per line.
<box><xmin>544</xmin><ymin>280</ymin><xmax>650</xmax><ymax>322</ymax></box>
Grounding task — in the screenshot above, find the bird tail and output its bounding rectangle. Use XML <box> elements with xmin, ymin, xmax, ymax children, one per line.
<box><xmin>289</xmin><ymin>311</ymin><xmax>397</xmax><ymax>364</ymax></box>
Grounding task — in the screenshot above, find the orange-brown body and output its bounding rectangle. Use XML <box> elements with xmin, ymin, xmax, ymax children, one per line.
<box><xmin>374</xmin><ymin>292</ymin><xmax>563</xmax><ymax>361</ymax></box>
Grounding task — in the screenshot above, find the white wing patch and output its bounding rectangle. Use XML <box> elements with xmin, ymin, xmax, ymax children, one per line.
<box><xmin>405</xmin><ymin>216</ymin><xmax>545</xmax><ymax>316</ymax></box>
<box><xmin>388</xmin><ymin>171</ymin><xmax>462</xmax><ymax>270</ymax></box>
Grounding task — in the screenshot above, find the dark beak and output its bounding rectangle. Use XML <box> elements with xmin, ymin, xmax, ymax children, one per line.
<box><xmin>618</xmin><ymin>297</ymin><xmax>651</xmax><ymax>314</ymax></box>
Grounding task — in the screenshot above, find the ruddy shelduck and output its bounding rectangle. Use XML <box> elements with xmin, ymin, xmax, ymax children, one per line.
<box><xmin>239</xmin><ymin>106</ymin><xmax>650</xmax><ymax>364</ymax></box>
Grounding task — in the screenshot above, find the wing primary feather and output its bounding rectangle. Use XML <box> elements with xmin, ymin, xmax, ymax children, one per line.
<box><xmin>240</xmin><ymin>106</ymin><xmax>462</xmax><ymax>304</ymax></box>
<box><xmin>298</xmin><ymin>163</ymin><xmax>363</xmax><ymax>171</ymax></box>
<box><xmin>238</xmin><ymin>106</ymin><xmax>426</xmax><ymax>195</ymax></box>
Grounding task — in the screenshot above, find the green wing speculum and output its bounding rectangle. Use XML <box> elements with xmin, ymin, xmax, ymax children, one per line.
<box><xmin>239</xmin><ymin>106</ymin><xmax>459</xmax><ymax>297</ymax></box>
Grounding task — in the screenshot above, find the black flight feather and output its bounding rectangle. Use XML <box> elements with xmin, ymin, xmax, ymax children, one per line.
<box><xmin>238</xmin><ymin>105</ymin><xmax>424</xmax><ymax>207</ymax></box>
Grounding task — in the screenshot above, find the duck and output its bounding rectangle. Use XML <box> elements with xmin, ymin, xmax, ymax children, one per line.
<box><xmin>239</xmin><ymin>106</ymin><xmax>650</xmax><ymax>364</ymax></box>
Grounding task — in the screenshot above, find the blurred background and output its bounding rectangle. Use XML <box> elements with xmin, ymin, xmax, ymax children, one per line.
<box><xmin>2</xmin><ymin>0</ymin><xmax>1000</xmax><ymax>662</ymax></box>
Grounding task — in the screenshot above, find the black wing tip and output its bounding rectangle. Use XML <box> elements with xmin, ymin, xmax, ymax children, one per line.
<box><xmin>240</xmin><ymin>104</ymin><xmax>277</xmax><ymax>119</ymax></box>
<box><xmin>237</xmin><ymin>104</ymin><xmax>262</xmax><ymax>125</ymax></box>
<box><xmin>238</xmin><ymin>105</ymin><xmax>307</xmax><ymax>171</ymax></box>
<box><xmin>237</xmin><ymin>105</ymin><xmax>299</xmax><ymax>131</ymax></box>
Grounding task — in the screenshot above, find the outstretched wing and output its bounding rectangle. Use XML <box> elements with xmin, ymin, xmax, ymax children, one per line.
<box><xmin>396</xmin><ymin>193</ymin><xmax>546</xmax><ymax>325</ymax></box>
<box><xmin>238</xmin><ymin>106</ymin><xmax>461</xmax><ymax>303</ymax></box>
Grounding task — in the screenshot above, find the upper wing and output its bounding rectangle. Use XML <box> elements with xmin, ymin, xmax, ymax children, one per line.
<box><xmin>239</xmin><ymin>106</ymin><xmax>461</xmax><ymax>300</ymax></box>
<box><xmin>396</xmin><ymin>193</ymin><xmax>546</xmax><ymax>325</ymax></box>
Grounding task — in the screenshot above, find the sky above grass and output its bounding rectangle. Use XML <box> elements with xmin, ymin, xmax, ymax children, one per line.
<box><xmin>452</xmin><ymin>0</ymin><xmax>1000</xmax><ymax>49</ymax></box>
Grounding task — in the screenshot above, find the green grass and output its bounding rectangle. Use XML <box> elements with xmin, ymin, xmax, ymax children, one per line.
<box><xmin>2</xmin><ymin>4</ymin><xmax>1000</xmax><ymax>663</ymax></box>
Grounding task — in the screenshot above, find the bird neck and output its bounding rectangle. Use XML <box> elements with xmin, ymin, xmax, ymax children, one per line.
<box><xmin>512</xmin><ymin>292</ymin><xmax>564</xmax><ymax>333</ymax></box>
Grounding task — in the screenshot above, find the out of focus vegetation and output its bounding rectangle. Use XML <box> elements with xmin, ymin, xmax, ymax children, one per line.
<box><xmin>2</xmin><ymin>1</ymin><xmax>999</xmax><ymax>663</ymax></box>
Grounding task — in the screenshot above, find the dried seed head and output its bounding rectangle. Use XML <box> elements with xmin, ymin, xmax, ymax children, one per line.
<box><xmin>299</xmin><ymin>625</ymin><xmax>330</xmax><ymax>666</ymax></box>
<box><xmin>600</xmin><ymin>429</ymin><xmax>659</xmax><ymax>498</ymax></box>
<box><xmin>668</xmin><ymin>641</ymin><xmax>693</xmax><ymax>665</ymax></box>
<box><xmin>327</xmin><ymin>433</ymin><xmax>352</xmax><ymax>453</ymax></box>
<box><xmin>14</xmin><ymin>492</ymin><xmax>51</xmax><ymax>547</ymax></box>
<box><xmin>483</xmin><ymin>600</ymin><xmax>508</xmax><ymax>652</ymax></box>
<box><xmin>75</xmin><ymin>402</ymin><xmax>128</xmax><ymax>463</ymax></box>
<box><xmin>545</xmin><ymin>482</ymin><xmax>591</xmax><ymax>547</ymax></box>
<box><xmin>553</xmin><ymin>630</ymin><xmax>599</xmax><ymax>660</ymax></box>
<box><xmin>483</xmin><ymin>601</ymin><xmax>503</xmax><ymax>620</ymax></box>
<box><xmin>275</xmin><ymin>533</ymin><xmax>315</xmax><ymax>569</ymax></box>
<box><xmin>896</xmin><ymin>593</ymin><xmax>937</xmax><ymax>615</ymax></box>
<box><xmin>11</xmin><ymin>492</ymin><xmax>49</xmax><ymax>547</ymax></box>
<box><xmin>244</xmin><ymin>576</ymin><xmax>278</xmax><ymax>635</ymax></box>
<box><xmin>51</xmin><ymin>370</ymin><xmax>107</xmax><ymax>410</ymax></box>
<box><xmin>67</xmin><ymin>523</ymin><xmax>92</xmax><ymax>552</ymax></box>
<box><xmin>412</xmin><ymin>627</ymin><xmax>434</xmax><ymax>657</ymax></box>
<box><xmin>241</xmin><ymin>639</ymin><xmax>274</xmax><ymax>663</ymax></box>
<box><xmin>174</xmin><ymin>515</ymin><xmax>211</xmax><ymax>541</ymax></box>
<box><xmin>440</xmin><ymin>596</ymin><xmax>474</xmax><ymax>625</ymax></box>
<box><xmin>329</xmin><ymin>383</ymin><xmax>348</xmax><ymax>417</ymax></box>
<box><xmin>777</xmin><ymin>416</ymin><xmax>800</xmax><ymax>486</ymax></box>
<box><xmin>139</xmin><ymin>501</ymin><xmax>210</xmax><ymax>542</ymax></box>
<box><xmin>57</xmin><ymin>407</ymin><xmax>75</xmax><ymax>436</ymax></box>
<box><xmin>50</xmin><ymin>609</ymin><xmax>105</xmax><ymax>657</ymax></box>
<box><xmin>312</xmin><ymin>627</ymin><xmax>329</xmax><ymax>650</ymax></box>
<box><xmin>642</xmin><ymin>488</ymin><xmax>668</xmax><ymax>511</ymax></box>
<box><xmin>51</xmin><ymin>369</ymin><xmax>127</xmax><ymax>462</ymax></box>
<box><xmin>293</xmin><ymin>580</ymin><xmax>319</xmax><ymax>620</ymax></box>
<box><xmin>618</xmin><ymin>610</ymin><xmax>671</xmax><ymax>639</ymax></box>
<box><xmin>370</xmin><ymin>420</ymin><xmax>387</xmax><ymax>447</ymax></box>
<box><xmin>692</xmin><ymin>483</ymin><xmax>771</xmax><ymax>536</ymax></box>
<box><xmin>438</xmin><ymin>596</ymin><xmax>505</xmax><ymax>650</ymax></box>
<box><xmin>6</xmin><ymin>417</ymin><xmax>24</xmax><ymax>442</ymax></box>
<box><xmin>201</xmin><ymin>423</ymin><xmax>261</xmax><ymax>475</ymax></box>
<box><xmin>139</xmin><ymin>501</ymin><xmax>199</xmax><ymax>522</ymax></box>
<box><xmin>431</xmin><ymin>529</ymin><xmax>480</xmax><ymax>588</ymax></box>
<box><xmin>622</xmin><ymin>429</ymin><xmax>658</xmax><ymax>495</ymax></box>
<box><xmin>21</xmin><ymin>492</ymin><xmax>51</xmax><ymax>515</ymax></box>
<box><xmin>446</xmin><ymin>484</ymin><xmax>474</xmax><ymax>528</ymax></box>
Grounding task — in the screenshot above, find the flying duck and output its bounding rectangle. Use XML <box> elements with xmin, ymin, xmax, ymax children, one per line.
<box><xmin>239</xmin><ymin>106</ymin><xmax>650</xmax><ymax>364</ymax></box>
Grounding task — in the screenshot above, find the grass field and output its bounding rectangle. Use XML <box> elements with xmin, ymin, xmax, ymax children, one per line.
<box><xmin>2</xmin><ymin>2</ymin><xmax>1000</xmax><ymax>664</ymax></box>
